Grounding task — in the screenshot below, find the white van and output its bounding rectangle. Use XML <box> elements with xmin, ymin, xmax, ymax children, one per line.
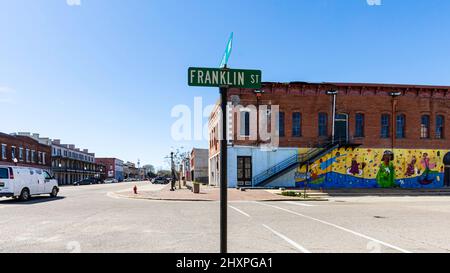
<box><xmin>0</xmin><ymin>166</ymin><xmax>59</xmax><ymax>201</ymax></box>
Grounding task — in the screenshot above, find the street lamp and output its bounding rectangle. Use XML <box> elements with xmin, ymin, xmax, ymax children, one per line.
<box><xmin>390</xmin><ymin>91</ymin><xmax>402</xmax><ymax>97</ymax></box>
<box><xmin>326</xmin><ymin>89</ymin><xmax>339</xmax><ymax>144</ymax></box>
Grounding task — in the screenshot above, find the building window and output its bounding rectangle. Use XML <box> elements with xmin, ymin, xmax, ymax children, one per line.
<box><xmin>396</xmin><ymin>114</ymin><xmax>406</xmax><ymax>139</ymax></box>
<box><xmin>11</xmin><ymin>146</ymin><xmax>16</xmax><ymax>160</ymax></box>
<box><xmin>1</xmin><ymin>144</ymin><xmax>6</xmax><ymax>160</ymax></box>
<box><xmin>355</xmin><ymin>113</ymin><xmax>365</xmax><ymax>137</ymax></box>
<box><xmin>26</xmin><ymin>149</ymin><xmax>30</xmax><ymax>162</ymax></box>
<box><xmin>240</xmin><ymin>111</ymin><xmax>250</xmax><ymax>137</ymax></box>
<box><xmin>19</xmin><ymin>147</ymin><xmax>24</xmax><ymax>161</ymax></box>
<box><xmin>278</xmin><ymin>112</ymin><xmax>285</xmax><ymax>137</ymax></box>
<box><xmin>292</xmin><ymin>112</ymin><xmax>302</xmax><ymax>137</ymax></box>
<box><xmin>318</xmin><ymin>113</ymin><xmax>328</xmax><ymax>137</ymax></box>
<box><xmin>436</xmin><ymin>115</ymin><xmax>445</xmax><ymax>139</ymax></box>
<box><xmin>421</xmin><ymin>115</ymin><xmax>430</xmax><ymax>139</ymax></box>
<box><xmin>381</xmin><ymin>114</ymin><xmax>390</xmax><ymax>138</ymax></box>
<box><xmin>31</xmin><ymin>150</ymin><xmax>36</xmax><ymax>163</ymax></box>
<box><xmin>38</xmin><ymin>152</ymin><xmax>42</xmax><ymax>164</ymax></box>
<box><xmin>42</xmin><ymin>153</ymin><xmax>46</xmax><ymax>165</ymax></box>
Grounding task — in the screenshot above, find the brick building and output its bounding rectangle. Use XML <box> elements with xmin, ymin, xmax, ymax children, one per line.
<box><xmin>123</xmin><ymin>161</ymin><xmax>138</xmax><ymax>179</ymax></box>
<box><xmin>95</xmin><ymin>158</ymin><xmax>124</xmax><ymax>182</ymax></box>
<box><xmin>51</xmin><ymin>139</ymin><xmax>104</xmax><ymax>185</ymax></box>
<box><xmin>209</xmin><ymin>82</ymin><xmax>450</xmax><ymax>189</ymax></box>
<box><xmin>0</xmin><ymin>132</ymin><xmax>51</xmax><ymax>170</ymax></box>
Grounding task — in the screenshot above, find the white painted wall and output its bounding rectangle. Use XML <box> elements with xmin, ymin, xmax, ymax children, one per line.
<box><xmin>227</xmin><ymin>146</ymin><xmax>298</xmax><ymax>188</ymax></box>
<box><xmin>209</xmin><ymin>154</ymin><xmax>220</xmax><ymax>186</ymax></box>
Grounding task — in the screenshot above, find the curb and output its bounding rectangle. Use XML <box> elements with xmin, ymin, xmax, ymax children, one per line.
<box><xmin>112</xmin><ymin>192</ymin><xmax>328</xmax><ymax>202</ymax></box>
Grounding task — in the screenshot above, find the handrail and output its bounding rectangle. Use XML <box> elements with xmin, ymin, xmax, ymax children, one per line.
<box><xmin>253</xmin><ymin>141</ymin><xmax>340</xmax><ymax>186</ymax></box>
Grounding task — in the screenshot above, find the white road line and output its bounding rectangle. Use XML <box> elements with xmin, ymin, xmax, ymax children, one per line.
<box><xmin>258</xmin><ymin>202</ymin><xmax>412</xmax><ymax>253</ymax></box>
<box><xmin>262</xmin><ymin>224</ymin><xmax>311</xmax><ymax>253</ymax></box>
<box><xmin>229</xmin><ymin>205</ymin><xmax>251</xmax><ymax>218</ymax></box>
<box><xmin>284</xmin><ymin>201</ymin><xmax>316</xmax><ymax>207</ymax></box>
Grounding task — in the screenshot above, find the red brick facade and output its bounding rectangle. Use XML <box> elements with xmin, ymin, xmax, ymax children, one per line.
<box><xmin>221</xmin><ymin>82</ymin><xmax>450</xmax><ymax>150</ymax></box>
<box><xmin>0</xmin><ymin>133</ymin><xmax>52</xmax><ymax>169</ymax></box>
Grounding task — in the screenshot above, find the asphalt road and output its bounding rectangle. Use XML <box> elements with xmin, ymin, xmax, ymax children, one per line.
<box><xmin>1</xmin><ymin>182</ymin><xmax>450</xmax><ymax>253</ymax></box>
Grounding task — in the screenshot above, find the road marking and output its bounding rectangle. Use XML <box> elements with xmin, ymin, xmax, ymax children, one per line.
<box><xmin>229</xmin><ymin>205</ymin><xmax>251</xmax><ymax>218</ymax></box>
<box><xmin>284</xmin><ymin>201</ymin><xmax>316</xmax><ymax>207</ymax></box>
<box><xmin>262</xmin><ymin>224</ymin><xmax>311</xmax><ymax>253</ymax></box>
<box><xmin>258</xmin><ymin>202</ymin><xmax>412</xmax><ymax>253</ymax></box>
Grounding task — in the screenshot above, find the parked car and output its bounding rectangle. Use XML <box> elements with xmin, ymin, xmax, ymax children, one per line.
<box><xmin>0</xmin><ymin>166</ymin><xmax>59</xmax><ymax>201</ymax></box>
<box><xmin>73</xmin><ymin>178</ymin><xmax>98</xmax><ymax>186</ymax></box>
<box><xmin>152</xmin><ymin>177</ymin><xmax>169</xmax><ymax>184</ymax></box>
<box><xmin>104</xmin><ymin>178</ymin><xmax>118</xmax><ymax>184</ymax></box>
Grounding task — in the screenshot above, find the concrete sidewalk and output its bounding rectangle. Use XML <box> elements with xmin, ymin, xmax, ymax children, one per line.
<box><xmin>114</xmin><ymin>184</ymin><xmax>324</xmax><ymax>202</ymax></box>
<box><xmin>324</xmin><ymin>188</ymin><xmax>450</xmax><ymax>197</ymax></box>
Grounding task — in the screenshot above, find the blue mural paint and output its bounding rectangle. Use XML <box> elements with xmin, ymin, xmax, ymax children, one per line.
<box><xmin>320</xmin><ymin>154</ymin><xmax>346</xmax><ymax>170</ymax></box>
<box><xmin>296</xmin><ymin>172</ymin><xmax>445</xmax><ymax>189</ymax></box>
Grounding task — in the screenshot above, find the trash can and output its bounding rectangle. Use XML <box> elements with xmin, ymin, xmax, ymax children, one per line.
<box><xmin>193</xmin><ymin>183</ymin><xmax>200</xmax><ymax>194</ymax></box>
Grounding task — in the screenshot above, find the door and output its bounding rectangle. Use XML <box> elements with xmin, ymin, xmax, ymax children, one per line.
<box><xmin>334</xmin><ymin>113</ymin><xmax>348</xmax><ymax>144</ymax></box>
<box><xmin>43</xmin><ymin>171</ymin><xmax>55</xmax><ymax>193</ymax></box>
<box><xmin>237</xmin><ymin>156</ymin><xmax>252</xmax><ymax>187</ymax></box>
<box><xmin>34</xmin><ymin>169</ymin><xmax>45</xmax><ymax>194</ymax></box>
<box><xmin>0</xmin><ymin>167</ymin><xmax>10</xmax><ymax>194</ymax></box>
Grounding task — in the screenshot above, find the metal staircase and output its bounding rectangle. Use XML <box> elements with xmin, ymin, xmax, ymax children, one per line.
<box><xmin>252</xmin><ymin>142</ymin><xmax>340</xmax><ymax>187</ymax></box>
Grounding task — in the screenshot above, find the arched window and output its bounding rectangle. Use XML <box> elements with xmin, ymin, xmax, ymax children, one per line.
<box><xmin>421</xmin><ymin>115</ymin><xmax>430</xmax><ymax>139</ymax></box>
<box><xmin>381</xmin><ymin>114</ymin><xmax>390</xmax><ymax>138</ymax></box>
<box><xmin>436</xmin><ymin>115</ymin><xmax>445</xmax><ymax>139</ymax></box>
<box><xmin>292</xmin><ymin>112</ymin><xmax>302</xmax><ymax>137</ymax></box>
<box><xmin>240</xmin><ymin>111</ymin><xmax>250</xmax><ymax>136</ymax></box>
<box><xmin>278</xmin><ymin>111</ymin><xmax>285</xmax><ymax>137</ymax></box>
<box><xmin>396</xmin><ymin>114</ymin><xmax>406</xmax><ymax>139</ymax></box>
<box><xmin>355</xmin><ymin>113</ymin><xmax>365</xmax><ymax>137</ymax></box>
<box><xmin>318</xmin><ymin>113</ymin><xmax>328</xmax><ymax>137</ymax></box>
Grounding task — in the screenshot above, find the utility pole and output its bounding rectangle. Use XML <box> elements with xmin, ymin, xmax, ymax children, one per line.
<box><xmin>137</xmin><ymin>159</ymin><xmax>141</xmax><ymax>180</ymax></box>
<box><xmin>170</xmin><ymin>152</ymin><xmax>175</xmax><ymax>191</ymax></box>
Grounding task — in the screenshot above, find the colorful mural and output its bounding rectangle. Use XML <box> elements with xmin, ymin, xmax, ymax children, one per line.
<box><xmin>295</xmin><ymin>147</ymin><xmax>449</xmax><ymax>189</ymax></box>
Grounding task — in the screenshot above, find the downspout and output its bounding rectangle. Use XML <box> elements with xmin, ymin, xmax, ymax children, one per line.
<box><xmin>391</xmin><ymin>93</ymin><xmax>400</xmax><ymax>151</ymax></box>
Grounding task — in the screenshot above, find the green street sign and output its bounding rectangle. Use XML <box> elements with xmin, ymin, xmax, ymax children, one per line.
<box><xmin>188</xmin><ymin>67</ymin><xmax>262</xmax><ymax>89</ymax></box>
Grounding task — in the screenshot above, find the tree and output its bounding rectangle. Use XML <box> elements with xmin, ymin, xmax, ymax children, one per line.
<box><xmin>142</xmin><ymin>164</ymin><xmax>156</xmax><ymax>174</ymax></box>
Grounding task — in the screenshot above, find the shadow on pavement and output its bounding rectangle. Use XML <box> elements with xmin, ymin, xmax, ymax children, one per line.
<box><xmin>0</xmin><ymin>196</ymin><xmax>65</xmax><ymax>205</ymax></box>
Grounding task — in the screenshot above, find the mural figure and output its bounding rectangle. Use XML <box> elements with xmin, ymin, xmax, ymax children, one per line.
<box><xmin>347</xmin><ymin>156</ymin><xmax>366</xmax><ymax>176</ymax></box>
<box><xmin>419</xmin><ymin>153</ymin><xmax>437</xmax><ymax>185</ymax></box>
<box><xmin>405</xmin><ymin>156</ymin><xmax>417</xmax><ymax>177</ymax></box>
<box><xmin>376</xmin><ymin>151</ymin><xmax>396</xmax><ymax>188</ymax></box>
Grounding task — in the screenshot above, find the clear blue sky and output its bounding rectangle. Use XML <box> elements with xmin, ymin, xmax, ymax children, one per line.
<box><xmin>1</xmin><ymin>0</ymin><xmax>450</xmax><ymax>168</ymax></box>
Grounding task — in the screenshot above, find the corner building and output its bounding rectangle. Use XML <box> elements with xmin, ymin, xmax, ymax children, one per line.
<box><xmin>208</xmin><ymin>82</ymin><xmax>450</xmax><ymax>189</ymax></box>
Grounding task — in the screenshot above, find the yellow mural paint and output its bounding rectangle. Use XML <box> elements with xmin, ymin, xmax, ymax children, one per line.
<box><xmin>296</xmin><ymin>148</ymin><xmax>449</xmax><ymax>185</ymax></box>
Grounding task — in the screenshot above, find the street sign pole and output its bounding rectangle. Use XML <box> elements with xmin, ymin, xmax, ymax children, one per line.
<box><xmin>188</xmin><ymin>34</ymin><xmax>262</xmax><ymax>254</ymax></box>
<box><xmin>219</xmin><ymin>85</ymin><xmax>228</xmax><ymax>254</ymax></box>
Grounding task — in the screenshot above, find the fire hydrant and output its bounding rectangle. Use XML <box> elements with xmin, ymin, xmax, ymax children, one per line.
<box><xmin>133</xmin><ymin>185</ymin><xmax>138</xmax><ymax>195</ymax></box>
